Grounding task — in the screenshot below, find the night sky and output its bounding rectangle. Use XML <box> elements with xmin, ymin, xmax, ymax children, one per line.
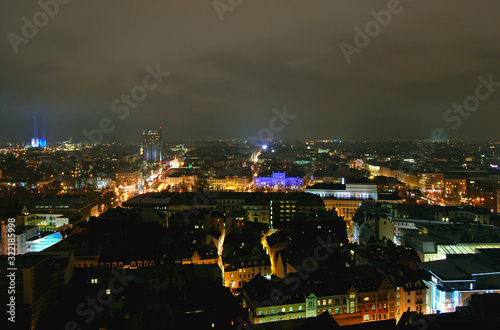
<box><xmin>1</xmin><ymin>1</ymin><xmax>499</xmax><ymax>144</ymax></box>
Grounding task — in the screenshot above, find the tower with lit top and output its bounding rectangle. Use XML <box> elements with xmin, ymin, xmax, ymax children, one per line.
<box><xmin>142</xmin><ymin>127</ymin><xmax>163</xmax><ymax>163</ymax></box>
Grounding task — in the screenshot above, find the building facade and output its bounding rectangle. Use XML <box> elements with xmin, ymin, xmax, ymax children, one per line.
<box><xmin>418</xmin><ymin>251</ymin><xmax>500</xmax><ymax>314</ymax></box>
<box><xmin>116</xmin><ymin>167</ymin><xmax>141</xmax><ymax>191</ymax></box>
<box><xmin>207</xmin><ymin>176</ymin><xmax>249</xmax><ymax>191</ymax></box>
<box><xmin>306</xmin><ymin>183</ymin><xmax>378</xmax><ymax>200</ymax></box>
<box><xmin>142</xmin><ymin>128</ymin><xmax>162</xmax><ymax>163</ymax></box>
<box><xmin>324</xmin><ymin>199</ymin><xmax>363</xmax><ymax>239</ymax></box>
<box><xmin>253</xmin><ymin>172</ymin><xmax>305</xmax><ymax>191</ymax></box>
<box><xmin>242</xmin><ymin>270</ymin><xmax>420</xmax><ymax>326</ymax></box>
<box><xmin>223</xmin><ymin>258</ymin><xmax>272</xmax><ymax>292</ymax></box>
<box><xmin>1</xmin><ymin>223</ymin><xmax>38</xmax><ymax>255</ymax></box>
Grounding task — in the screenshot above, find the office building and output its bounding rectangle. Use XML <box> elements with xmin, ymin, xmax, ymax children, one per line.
<box><xmin>142</xmin><ymin>128</ymin><xmax>163</xmax><ymax>163</ymax></box>
<box><xmin>115</xmin><ymin>166</ymin><xmax>141</xmax><ymax>191</ymax></box>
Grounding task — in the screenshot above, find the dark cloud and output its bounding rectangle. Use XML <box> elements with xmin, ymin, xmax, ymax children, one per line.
<box><xmin>1</xmin><ymin>0</ymin><xmax>499</xmax><ymax>143</ymax></box>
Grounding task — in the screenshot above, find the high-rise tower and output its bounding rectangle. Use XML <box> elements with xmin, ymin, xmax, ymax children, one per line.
<box><xmin>142</xmin><ymin>127</ymin><xmax>162</xmax><ymax>163</ymax></box>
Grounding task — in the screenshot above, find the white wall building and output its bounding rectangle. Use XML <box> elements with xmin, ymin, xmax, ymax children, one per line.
<box><xmin>306</xmin><ymin>183</ymin><xmax>378</xmax><ymax>200</ymax></box>
<box><xmin>1</xmin><ymin>223</ymin><xmax>39</xmax><ymax>255</ymax></box>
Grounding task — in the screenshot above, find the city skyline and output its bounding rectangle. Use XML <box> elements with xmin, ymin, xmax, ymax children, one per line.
<box><xmin>1</xmin><ymin>1</ymin><xmax>500</xmax><ymax>144</ymax></box>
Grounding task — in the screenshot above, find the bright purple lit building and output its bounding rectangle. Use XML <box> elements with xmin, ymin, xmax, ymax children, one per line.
<box><xmin>253</xmin><ymin>172</ymin><xmax>304</xmax><ymax>191</ymax></box>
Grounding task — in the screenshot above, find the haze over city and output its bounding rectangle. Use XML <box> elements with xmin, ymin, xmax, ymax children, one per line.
<box><xmin>1</xmin><ymin>0</ymin><xmax>500</xmax><ymax>143</ymax></box>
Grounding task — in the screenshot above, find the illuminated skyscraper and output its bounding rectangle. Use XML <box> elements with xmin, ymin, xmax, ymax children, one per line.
<box><xmin>142</xmin><ymin>127</ymin><xmax>162</xmax><ymax>163</ymax></box>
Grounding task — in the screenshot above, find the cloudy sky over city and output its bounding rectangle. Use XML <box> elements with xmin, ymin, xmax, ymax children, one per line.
<box><xmin>1</xmin><ymin>0</ymin><xmax>499</xmax><ymax>143</ymax></box>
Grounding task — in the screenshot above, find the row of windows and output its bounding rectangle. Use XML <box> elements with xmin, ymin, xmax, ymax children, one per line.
<box><xmin>35</xmin><ymin>215</ymin><xmax>57</xmax><ymax>220</ymax></box>
<box><xmin>88</xmin><ymin>260</ymin><xmax>155</xmax><ymax>268</ymax></box>
<box><xmin>317</xmin><ymin>298</ymin><xmax>347</xmax><ymax>306</ymax></box>
<box><xmin>262</xmin><ymin>315</ymin><xmax>303</xmax><ymax>323</ymax></box>
<box><xmin>333</xmin><ymin>203</ymin><xmax>358</xmax><ymax>207</ymax></box>
<box><xmin>317</xmin><ymin>307</ymin><xmax>345</xmax><ymax>315</ymax></box>
<box><xmin>259</xmin><ymin>305</ymin><xmax>303</xmax><ymax>315</ymax></box>
<box><xmin>359</xmin><ymin>293</ymin><xmax>391</xmax><ymax>302</ymax></box>
<box><xmin>363</xmin><ymin>303</ymin><xmax>388</xmax><ymax>312</ymax></box>
<box><xmin>35</xmin><ymin>205</ymin><xmax>70</xmax><ymax>209</ymax></box>
<box><xmin>271</xmin><ymin>291</ymin><xmax>425</xmax><ymax>315</ymax></box>
<box><xmin>363</xmin><ymin>313</ymin><xmax>389</xmax><ymax>321</ymax></box>
<box><xmin>30</xmin><ymin>221</ymin><xmax>56</xmax><ymax>227</ymax></box>
<box><xmin>241</xmin><ymin>260</ymin><xmax>267</xmax><ymax>267</ymax></box>
<box><xmin>237</xmin><ymin>272</ymin><xmax>254</xmax><ymax>279</ymax></box>
<box><xmin>234</xmin><ymin>266</ymin><xmax>267</xmax><ymax>274</ymax></box>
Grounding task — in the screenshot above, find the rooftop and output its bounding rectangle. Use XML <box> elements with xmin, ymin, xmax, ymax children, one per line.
<box><xmin>31</xmin><ymin>194</ymin><xmax>94</xmax><ymax>209</ymax></box>
<box><xmin>418</xmin><ymin>251</ymin><xmax>500</xmax><ymax>282</ymax></box>
<box><xmin>122</xmin><ymin>193</ymin><xmax>171</xmax><ymax>206</ymax></box>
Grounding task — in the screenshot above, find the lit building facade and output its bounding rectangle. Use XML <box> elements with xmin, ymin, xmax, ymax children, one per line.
<box><xmin>307</xmin><ymin>183</ymin><xmax>377</xmax><ymax>238</ymax></box>
<box><xmin>85</xmin><ymin>176</ymin><xmax>114</xmax><ymax>191</ymax></box>
<box><xmin>253</xmin><ymin>172</ymin><xmax>304</xmax><ymax>191</ymax></box>
<box><xmin>207</xmin><ymin>176</ymin><xmax>249</xmax><ymax>191</ymax></box>
<box><xmin>142</xmin><ymin>128</ymin><xmax>162</xmax><ymax>163</ymax></box>
<box><xmin>418</xmin><ymin>173</ymin><xmax>445</xmax><ymax>198</ymax></box>
<box><xmin>418</xmin><ymin>251</ymin><xmax>500</xmax><ymax>314</ymax></box>
<box><xmin>394</xmin><ymin>283</ymin><xmax>426</xmax><ymax>322</ymax></box>
<box><xmin>365</xmin><ymin>165</ymin><xmax>418</xmax><ymax>188</ymax></box>
<box><xmin>116</xmin><ymin>167</ymin><xmax>141</xmax><ymax>191</ymax></box>
<box><xmin>1</xmin><ymin>223</ymin><xmax>38</xmax><ymax>255</ymax></box>
<box><xmin>242</xmin><ymin>271</ymin><xmax>419</xmax><ymax>326</ymax></box>
<box><xmin>223</xmin><ymin>258</ymin><xmax>272</xmax><ymax>292</ymax></box>
<box><xmin>163</xmin><ymin>174</ymin><xmax>198</xmax><ymax>189</ymax></box>
<box><xmin>305</xmin><ymin>183</ymin><xmax>378</xmax><ymax>200</ymax></box>
<box><xmin>0</xmin><ymin>223</ymin><xmax>62</xmax><ymax>255</ymax></box>
<box><xmin>20</xmin><ymin>213</ymin><xmax>69</xmax><ymax>232</ymax></box>
<box><xmin>178</xmin><ymin>251</ymin><xmax>219</xmax><ymax>265</ymax></box>
<box><xmin>324</xmin><ymin>199</ymin><xmax>363</xmax><ymax>238</ymax></box>
<box><xmin>444</xmin><ymin>177</ymin><xmax>467</xmax><ymax>202</ymax></box>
